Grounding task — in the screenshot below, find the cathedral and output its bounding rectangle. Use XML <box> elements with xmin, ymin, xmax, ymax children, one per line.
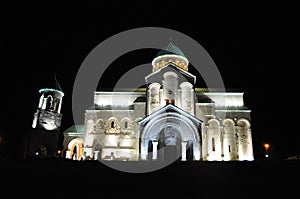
<box><xmin>61</xmin><ymin>43</ymin><xmax>254</xmax><ymax>162</ymax></box>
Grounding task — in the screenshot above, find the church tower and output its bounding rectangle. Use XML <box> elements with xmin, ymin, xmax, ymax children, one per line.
<box><xmin>25</xmin><ymin>77</ymin><xmax>64</xmax><ymax>158</ymax></box>
<box><xmin>146</xmin><ymin>41</ymin><xmax>196</xmax><ymax>116</ymax></box>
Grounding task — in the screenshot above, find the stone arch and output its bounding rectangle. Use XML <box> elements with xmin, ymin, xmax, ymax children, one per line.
<box><xmin>46</xmin><ymin>95</ymin><xmax>53</xmax><ymax>110</ymax></box>
<box><xmin>120</xmin><ymin>117</ymin><xmax>131</xmax><ymax>129</ymax></box>
<box><xmin>106</xmin><ymin>117</ymin><xmax>119</xmax><ymax>128</ymax></box>
<box><xmin>179</xmin><ymin>81</ymin><xmax>193</xmax><ymax>89</ymax></box>
<box><xmin>223</xmin><ymin>118</ymin><xmax>235</xmax><ymax>127</ymax></box>
<box><xmin>140</xmin><ymin>112</ymin><xmax>201</xmax><ymax>161</ymax></box>
<box><xmin>67</xmin><ymin>138</ymin><xmax>84</xmax><ymax>160</ymax></box>
<box><xmin>222</xmin><ymin>118</ymin><xmax>238</xmax><ymax>160</ymax></box>
<box><xmin>207</xmin><ymin>119</ymin><xmax>222</xmax><ymax>160</ymax></box>
<box><xmin>51</xmin><ymin>98</ymin><xmax>60</xmax><ymax>112</ymax></box>
<box><xmin>94</xmin><ymin>119</ymin><xmax>104</xmax><ymax>133</ymax></box>
<box><xmin>208</xmin><ymin>118</ymin><xmax>220</xmax><ymax>127</ymax></box>
<box><xmin>148</xmin><ymin>82</ymin><xmax>161</xmax><ymax>114</ymax></box>
<box><xmin>236</xmin><ymin>118</ymin><xmax>253</xmax><ymax>161</ymax></box>
<box><xmin>142</xmin><ymin>117</ymin><xmax>198</xmax><ymax>141</ymax></box>
<box><xmin>106</xmin><ymin>117</ymin><xmax>120</xmax><ymax>134</ymax></box>
<box><xmin>148</xmin><ymin>82</ymin><xmax>161</xmax><ymax>89</ymax></box>
<box><xmin>237</xmin><ymin>118</ymin><xmax>251</xmax><ymax>128</ymax></box>
<box><xmin>179</xmin><ymin>82</ymin><xmax>194</xmax><ymax>114</ymax></box>
<box><xmin>163</xmin><ymin>71</ymin><xmax>179</xmax><ymax>79</ymax></box>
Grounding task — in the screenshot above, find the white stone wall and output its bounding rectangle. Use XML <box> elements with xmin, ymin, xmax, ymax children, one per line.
<box><xmin>202</xmin><ymin>118</ymin><xmax>253</xmax><ymax>161</ymax></box>
<box><xmin>84</xmin><ymin>119</ymin><xmax>95</xmax><ymax>147</ymax></box>
<box><xmin>82</xmin><ymin>108</ymin><xmax>143</xmax><ymax>161</ymax></box>
<box><xmin>94</xmin><ymin>92</ymin><xmax>145</xmax><ymax>107</ymax></box>
<box><xmin>203</xmin><ymin>92</ymin><xmax>244</xmax><ymax>107</ymax></box>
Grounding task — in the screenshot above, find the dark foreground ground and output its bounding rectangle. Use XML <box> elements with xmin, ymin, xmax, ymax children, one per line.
<box><xmin>1</xmin><ymin>158</ymin><xmax>299</xmax><ymax>198</ymax></box>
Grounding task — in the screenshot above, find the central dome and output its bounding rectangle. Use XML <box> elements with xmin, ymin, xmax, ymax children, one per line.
<box><xmin>152</xmin><ymin>42</ymin><xmax>189</xmax><ymax>72</ymax></box>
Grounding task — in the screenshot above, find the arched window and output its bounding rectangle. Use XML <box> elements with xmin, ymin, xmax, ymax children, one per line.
<box><xmin>223</xmin><ymin>119</ymin><xmax>235</xmax><ymax>136</ymax></box>
<box><xmin>124</xmin><ymin>121</ymin><xmax>128</xmax><ymax>129</ymax></box>
<box><xmin>179</xmin><ymin>82</ymin><xmax>193</xmax><ymax>113</ymax></box>
<box><xmin>208</xmin><ymin>119</ymin><xmax>220</xmax><ymax>128</ymax></box>
<box><xmin>95</xmin><ymin>119</ymin><xmax>104</xmax><ymax>132</ymax></box>
<box><xmin>51</xmin><ymin>98</ymin><xmax>60</xmax><ymax>112</ymax></box>
<box><xmin>163</xmin><ymin>71</ymin><xmax>178</xmax><ymax>100</ymax></box>
<box><xmin>148</xmin><ymin>83</ymin><xmax>161</xmax><ymax>114</ymax></box>
<box><xmin>46</xmin><ymin>95</ymin><xmax>53</xmax><ymax>110</ymax></box>
<box><xmin>212</xmin><ymin>138</ymin><xmax>215</xmax><ymax>151</ymax></box>
<box><xmin>237</xmin><ymin>119</ymin><xmax>251</xmax><ymax>128</ymax></box>
<box><xmin>111</xmin><ymin>121</ymin><xmax>115</xmax><ymax>128</ymax></box>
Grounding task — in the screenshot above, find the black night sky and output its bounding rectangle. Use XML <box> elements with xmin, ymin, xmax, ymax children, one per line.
<box><xmin>0</xmin><ymin>2</ymin><xmax>299</xmax><ymax>162</ymax></box>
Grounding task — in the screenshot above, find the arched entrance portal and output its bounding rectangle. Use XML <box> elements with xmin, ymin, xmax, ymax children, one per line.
<box><xmin>149</xmin><ymin>126</ymin><xmax>182</xmax><ymax>161</ymax></box>
<box><xmin>140</xmin><ymin>110</ymin><xmax>202</xmax><ymax>161</ymax></box>
<box><xmin>66</xmin><ymin>138</ymin><xmax>84</xmax><ymax>160</ymax></box>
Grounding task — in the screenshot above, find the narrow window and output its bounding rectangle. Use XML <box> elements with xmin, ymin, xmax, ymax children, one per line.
<box><xmin>228</xmin><ymin>145</ymin><xmax>231</xmax><ymax>153</ymax></box>
<box><xmin>124</xmin><ymin>121</ymin><xmax>128</xmax><ymax>129</ymax></box>
<box><xmin>111</xmin><ymin>121</ymin><xmax>115</xmax><ymax>128</ymax></box>
<box><xmin>46</xmin><ymin>95</ymin><xmax>53</xmax><ymax>110</ymax></box>
<box><xmin>212</xmin><ymin>138</ymin><xmax>215</xmax><ymax>151</ymax></box>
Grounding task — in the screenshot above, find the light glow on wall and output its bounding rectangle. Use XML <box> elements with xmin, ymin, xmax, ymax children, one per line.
<box><xmin>94</xmin><ymin>92</ymin><xmax>144</xmax><ymax>106</ymax></box>
<box><xmin>204</xmin><ymin>92</ymin><xmax>244</xmax><ymax>106</ymax></box>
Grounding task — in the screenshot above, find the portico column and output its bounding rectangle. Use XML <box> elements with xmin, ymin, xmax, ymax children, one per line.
<box><xmin>152</xmin><ymin>141</ymin><xmax>158</xmax><ymax>160</ymax></box>
<box><xmin>94</xmin><ymin>151</ymin><xmax>99</xmax><ymax>160</ymax></box>
<box><xmin>181</xmin><ymin>141</ymin><xmax>187</xmax><ymax>161</ymax></box>
<box><xmin>140</xmin><ymin>139</ymin><xmax>149</xmax><ymax>160</ymax></box>
<box><xmin>193</xmin><ymin>142</ymin><xmax>201</xmax><ymax>160</ymax></box>
<box><xmin>65</xmin><ymin>151</ymin><xmax>71</xmax><ymax>159</ymax></box>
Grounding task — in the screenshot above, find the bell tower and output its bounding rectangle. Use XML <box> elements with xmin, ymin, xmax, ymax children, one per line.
<box><xmin>25</xmin><ymin>77</ymin><xmax>64</xmax><ymax>158</ymax></box>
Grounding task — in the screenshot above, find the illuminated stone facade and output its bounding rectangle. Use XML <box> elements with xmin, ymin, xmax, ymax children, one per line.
<box><xmin>63</xmin><ymin>44</ymin><xmax>254</xmax><ymax>161</ymax></box>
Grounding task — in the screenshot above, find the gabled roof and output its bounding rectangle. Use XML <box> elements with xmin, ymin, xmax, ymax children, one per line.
<box><xmin>139</xmin><ymin>104</ymin><xmax>203</xmax><ymax>126</ymax></box>
<box><xmin>145</xmin><ymin>63</ymin><xmax>196</xmax><ymax>85</ymax></box>
<box><xmin>133</xmin><ymin>96</ymin><xmax>146</xmax><ymax>103</ymax></box>
<box><xmin>196</xmin><ymin>93</ymin><xmax>214</xmax><ymax>103</ymax></box>
<box><xmin>63</xmin><ymin>125</ymin><xmax>84</xmax><ymax>135</ymax></box>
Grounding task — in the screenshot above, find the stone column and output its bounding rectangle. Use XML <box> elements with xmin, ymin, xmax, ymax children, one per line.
<box><xmin>193</xmin><ymin>142</ymin><xmax>201</xmax><ymax>160</ymax></box>
<box><xmin>38</xmin><ymin>94</ymin><xmax>44</xmax><ymax>108</ymax></box>
<box><xmin>94</xmin><ymin>151</ymin><xmax>99</xmax><ymax>160</ymax></box>
<box><xmin>152</xmin><ymin>141</ymin><xmax>158</xmax><ymax>160</ymax></box>
<box><xmin>65</xmin><ymin>151</ymin><xmax>71</xmax><ymax>159</ymax></box>
<box><xmin>58</xmin><ymin>99</ymin><xmax>62</xmax><ymax>114</ymax></box>
<box><xmin>140</xmin><ymin>139</ymin><xmax>148</xmax><ymax>160</ymax></box>
<box><xmin>181</xmin><ymin>141</ymin><xmax>187</xmax><ymax>161</ymax></box>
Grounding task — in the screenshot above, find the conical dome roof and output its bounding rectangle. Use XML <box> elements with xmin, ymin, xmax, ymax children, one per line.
<box><xmin>155</xmin><ymin>41</ymin><xmax>186</xmax><ymax>58</ymax></box>
<box><xmin>152</xmin><ymin>41</ymin><xmax>189</xmax><ymax>72</ymax></box>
